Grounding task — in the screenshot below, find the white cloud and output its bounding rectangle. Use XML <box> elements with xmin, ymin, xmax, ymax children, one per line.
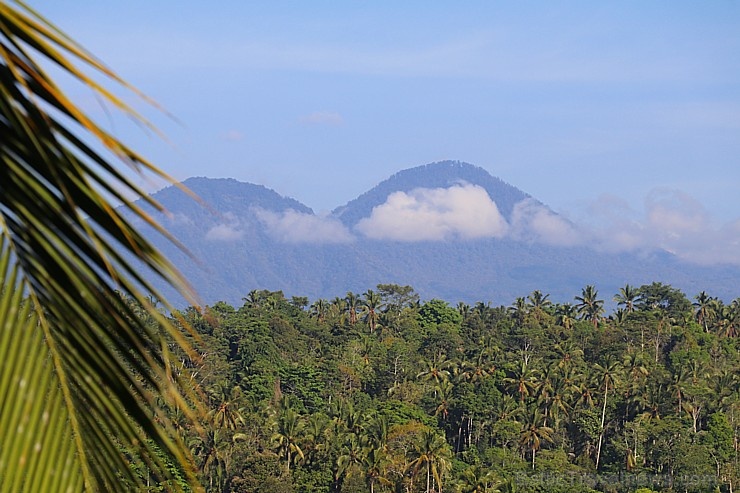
<box><xmin>255</xmin><ymin>208</ymin><xmax>354</xmax><ymax>244</ymax></box>
<box><xmin>206</xmin><ymin>223</ymin><xmax>243</xmax><ymax>241</ymax></box>
<box><xmin>645</xmin><ymin>189</ymin><xmax>707</xmax><ymax>239</ymax></box>
<box><xmin>355</xmin><ymin>184</ymin><xmax>508</xmax><ymax>241</ymax></box>
<box><xmin>299</xmin><ymin>111</ymin><xmax>344</xmax><ymax>126</ymax></box>
<box><xmin>510</xmin><ymin>199</ymin><xmax>583</xmax><ymax>246</ymax></box>
<box><xmin>583</xmin><ymin>188</ymin><xmax>740</xmax><ymax>266</ymax></box>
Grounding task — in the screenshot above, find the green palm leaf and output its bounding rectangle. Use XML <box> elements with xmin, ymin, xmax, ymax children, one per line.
<box><xmin>0</xmin><ymin>2</ymin><xmax>201</xmax><ymax>491</ymax></box>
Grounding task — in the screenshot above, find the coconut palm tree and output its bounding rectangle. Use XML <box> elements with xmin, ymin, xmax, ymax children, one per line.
<box><xmin>614</xmin><ymin>284</ymin><xmax>640</xmax><ymax>313</ymax></box>
<box><xmin>573</xmin><ymin>380</ymin><xmax>596</xmax><ymax>410</ymax></box>
<box><xmin>519</xmin><ymin>409</ymin><xmax>553</xmax><ymax>469</ymax></box>
<box><xmin>716</xmin><ymin>302</ymin><xmax>740</xmax><ymax>338</ymax></box>
<box><xmin>473</xmin><ymin>301</ymin><xmax>493</xmax><ymax>322</ymax></box>
<box><xmin>554</xmin><ymin>303</ymin><xmax>578</xmax><ymax>330</ymax></box>
<box><xmin>271</xmin><ymin>406</ymin><xmax>305</xmax><ymax>472</ymax></box>
<box><xmin>527</xmin><ymin>290</ymin><xmax>552</xmax><ymax>310</ymax></box>
<box><xmin>552</xmin><ymin>341</ymin><xmax>583</xmax><ymax>370</ymax></box>
<box><xmin>457</xmin><ymin>302</ymin><xmax>472</xmax><ymax>321</ymax></box>
<box><xmin>456</xmin><ymin>465</ymin><xmax>502</xmax><ymax>493</ymax></box>
<box><xmin>537</xmin><ymin>365</ymin><xmax>574</xmax><ymax>426</ymax></box>
<box><xmin>345</xmin><ymin>291</ymin><xmax>361</xmax><ymax>326</ymax></box>
<box><xmin>0</xmin><ymin>3</ymin><xmax>199</xmax><ymax>491</ymax></box>
<box><xmin>434</xmin><ymin>379</ymin><xmax>455</xmax><ymax>420</ymax></box>
<box><xmin>362</xmin><ymin>289</ymin><xmax>384</xmax><ymax>333</ymax></box>
<box><xmin>417</xmin><ymin>352</ymin><xmax>455</xmax><ymax>388</ymax></box>
<box><xmin>362</xmin><ymin>446</ymin><xmax>391</xmax><ymax>493</ymax></box>
<box><xmin>575</xmin><ymin>285</ymin><xmax>604</xmax><ymax>327</ymax></box>
<box><xmin>408</xmin><ymin>428</ymin><xmax>452</xmax><ymax>493</ymax></box>
<box><xmin>188</xmin><ymin>429</ymin><xmax>227</xmax><ymax>492</ymax></box>
<box><xmin>508</xmin><ymin>296</ymin><xmax>529</xmax><ymax>324</ymax></box>
<box><xmin>725</xmin><ymin>298</ymin><xmax>740</xmax><ymax>337</ymax></box>
<box><xmin>309</xmin><ymin>298</ymin><xmax>329</xmax><ymax>324</ymax></box>
<box><xmin>243</xmin><ymin>289</ymin><xmax>263</xmax><ymax>309</ymax></box>
<box><xmin>336</xmin><ymin>432</ymin><xmax>366</xmax><ymax>480</ymax></box>
<box><xmin>504</xmin><ymin>361</ymin><xmax>540</xmax><ymax>403</ymax></box>
<box><xmin>693</xmin><ymin>291</ymin><xmax>716</xmax><ymax>332</ymax></box>
<box><xmin>526</xmin><ymin>290</ymin><xmax>552</xmax><ymax>322</ymax></box>
<box><xmin>208</xmin><ymin>385</ymin><xmax>245</xmax><ymax>431</ymax></box>
<box><xmin>459</xmin><ymin>348</ymin><xmax>496</xmax><ymax>384</ymax></box>
<box><xmin>329</xmin><ymin>296</ymin><xmax>348</xmax><ymax>326</ymax></box>
<box><xmin>622</xmin><ymin>352</ymin><xmax>649</xmax><ymax>419</ymax></box>
<box><xmin>303</xmin><ymin>412</ymin><xmax>330</xmax><ymax>465</ymax></box>
<box><xmin>710</xmin><ymin>369</ymin><xmax>740</xmax><ymax>412</ymax></box>
<box><xmin>547</xmin><ymin>373</ymin><xmax>575</xmax><ymax>425</ymax></box>
<box><xmin>670</xmin><ymin>367</ymin><xmax>690</xmax><ymax>415</ymax></box>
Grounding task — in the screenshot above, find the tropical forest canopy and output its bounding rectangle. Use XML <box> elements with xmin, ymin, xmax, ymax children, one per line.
<box><xmin>150</xmin><ymin>281</ymin><xmax>740</xmax><ymax>492</ymax></box>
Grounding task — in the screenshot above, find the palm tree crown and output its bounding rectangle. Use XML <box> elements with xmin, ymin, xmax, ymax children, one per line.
<box><xmin>575</xmin><ymin>285</ymin><xmax>605</xmax><ymax>327</ymax></box>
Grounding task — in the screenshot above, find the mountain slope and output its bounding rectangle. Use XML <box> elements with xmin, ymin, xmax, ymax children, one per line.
<box><xmin>333</xmin><ymin>160</ymin><xmax>534</xmax><ymax>226</ymax></box>
<box><xmin>127</xmin><ymin>163</ymin><xmax>740</xmax><ymax>307</ymax></box>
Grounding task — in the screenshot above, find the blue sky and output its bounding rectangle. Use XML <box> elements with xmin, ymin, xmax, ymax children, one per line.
<box><xmin>41</xmin><ymin>2</ymin><xmax>740</xmax><ymax>263</ymax></box>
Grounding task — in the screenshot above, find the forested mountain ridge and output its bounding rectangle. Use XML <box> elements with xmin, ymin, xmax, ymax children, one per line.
<box><xmin>332</xmin><ymin>160</ymin><xmax>537</xmax><ymax>226</ymax></box>
<box><xmin>127</xmin><ymin>161</ymin><xmax>740</xmax><ymax>306</ymax></box>
<box><xmin>152</xmin><ymin>177</ymin><xmax>314</xmax><ymax>217</ymax></box>
<box><xmin>150</xmin><ymin>282</ymin><xmax>740</xmax><ymax>492</ymax></box>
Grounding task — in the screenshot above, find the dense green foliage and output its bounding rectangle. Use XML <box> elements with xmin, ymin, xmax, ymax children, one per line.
<box><xmin>163</xmin><ymin>283</ymin><xmax>740</xmax><ymax>492</ymax></box>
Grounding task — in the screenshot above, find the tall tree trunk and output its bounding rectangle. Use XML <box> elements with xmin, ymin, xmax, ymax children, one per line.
<box><xmin>596</xmin><ymin>383</ymin><xmax>608</xmax><ymax>470</ymax></box>
<box><xmin>456</xmin><ymin>422</ymin><xmax>463</xmax><ymax>453</ymax></box>
<box><xmin>468</xmin><ymin>415</ymin><xmax>474</xmax><ymax>449</ymax></box>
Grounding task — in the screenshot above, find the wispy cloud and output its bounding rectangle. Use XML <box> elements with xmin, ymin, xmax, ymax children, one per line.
<box><xmin>584</xmin><ymin>188</ymin><xmax>740</xmax><ymax>265</ymax></box>
<box><xmin>205</xmin><ymin>212</ymin><xmax>243</xmax><ymax>241</ymax></box>
<box><xmin>299</xmin><ymin>111</ymin><xmax>344</xmax><ymax>126</ymax></box>
<box><xmin>509</xmin><ymin>199</ymin><xmax>583</xmax><ymax>247</ymax></box>
<box><xmin>255</xmin><ymin>208</ymin><xmax>353</xmax><ymax>244</ymax></box>
<box><xmin>241</xmin><ymin>183</ymin><xmax>740</xmax><ymax>266</ymax></box>
<box><xmin>206</xmin><ymin>223</ymin><xmax>243</xmax><ymax>241</ymax></box>
<box><xmin>351</xmin><ymin>184</ymin><xmax>740</xmax><ymax>266</ymax></box>
<box><xmin>355</xmin><ymin>184</ymin><xmax>509</xmax><ymax>241</ymax></box>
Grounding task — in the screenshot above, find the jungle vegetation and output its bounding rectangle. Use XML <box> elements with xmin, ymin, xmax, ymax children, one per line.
<box><xmin>156</xmin><ymin>282</ymin><xmax>740</xmax><ymax>493</ymax></box>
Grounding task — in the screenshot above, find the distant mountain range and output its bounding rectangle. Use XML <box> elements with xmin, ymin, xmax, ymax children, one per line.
<box><xmin>127</xmin><ymin>161</ymin><xmax>740</xmax><ymax>307</ymax></box>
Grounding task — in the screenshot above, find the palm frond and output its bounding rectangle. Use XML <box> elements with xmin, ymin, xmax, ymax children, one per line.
<box><xmin>0</xmin><ymin>2</ymin><xmax>201</xmax><ymax>491</ymax></box>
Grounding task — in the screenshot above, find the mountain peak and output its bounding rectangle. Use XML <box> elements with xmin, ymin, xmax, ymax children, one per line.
<box><xmin>150</xmin><ymin>176</ymin><xmax>313</xmax><ymax>215</ymax></box>
<box><xmin>333</xmin><ymin>160</ymin><xmax>533</xmax><ymax>226</ymax></box>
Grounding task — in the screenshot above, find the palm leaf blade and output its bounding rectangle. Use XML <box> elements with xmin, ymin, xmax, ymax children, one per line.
<box><xmin>0</xmin><ymin>250</ymin><xmax>83</xmax><ymax>491</ymax></box>
<box><xmin>0</xmin><ymin>2</ymin><xmax>202</xmax><ymax>491</ymax></box>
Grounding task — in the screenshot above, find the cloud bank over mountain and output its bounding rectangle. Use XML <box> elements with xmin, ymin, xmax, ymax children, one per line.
<box><xmin>240</xmin><ymin>179</ymin><xmax>740</xmax><ymax>268</ymax></box>
<box><xmin>509</xmin><ymin>198</ymin><xmax>582</xmax><ymax>247</ymax></box>
<box><xmin>156</xmin><ymin>163</ymin><xmax>740</xmax><ymax>267</ymax></box>
<box><xmin>245</xmin><ymin>182</ymin><xmax>579</xmax><ymax>245</ymax></box>
<box><xmin>205</xmin><ymin>212</ymin><xmax>243</xmax><ymax>241</ymax></box>
<box><xmin>354</xmin><ymin>184</ymin><xmax>509</xmax><ymax>241</ymax></box>
<box><xmin>254</xmin><ymin>208</ymin><xmax>354</xmax><ymax>244</ymax></box>
<box><xmin>206</xmin><ymin>223</ymin><xmax>244</xmax><ymax>241</ymax></box>
<box><xmin>585</xmin><ymin>188</ymin><xmax>740</xmax><ymax>266</ymax></box>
